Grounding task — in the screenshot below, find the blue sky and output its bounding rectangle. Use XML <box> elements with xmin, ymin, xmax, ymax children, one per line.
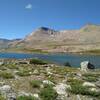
<box><xmin>0</xmin><ymin>0</ymin><xmax>100</xmax><ymax>39</ymax></box>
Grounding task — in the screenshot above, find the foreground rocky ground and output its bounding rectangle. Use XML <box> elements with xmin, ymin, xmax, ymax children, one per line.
<box><xmin>0</xmin><ymin>59</ymin><xmax>100</xmax><ymax>100</ymax></box>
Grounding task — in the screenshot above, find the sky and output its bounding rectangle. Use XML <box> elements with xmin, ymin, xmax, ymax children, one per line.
<box><xmin>0</xmin><ymin>0</ymin><xmax>100</xmax><ymax>39</ymax></box>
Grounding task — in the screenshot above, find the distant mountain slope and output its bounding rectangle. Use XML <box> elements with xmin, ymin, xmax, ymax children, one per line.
<box><xmin>0</xmin><ymin>38</ymin><xmax>21</xmax><ymax>50</ymax></box>
<box><xmin>0</xmin><ymin>38</ymin><xmax>10</xmax><ymax>49</ymax></box>
<box><xmin>1</xmin><ymin>24</ymin><xmax>100</xmax><ymax>53</ymax></box>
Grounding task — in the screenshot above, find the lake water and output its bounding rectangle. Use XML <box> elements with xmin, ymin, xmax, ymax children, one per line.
<box><xmin>0</xmin><ymin>53</ymin><xmax>100</xmax><ymax>68</ymax></box>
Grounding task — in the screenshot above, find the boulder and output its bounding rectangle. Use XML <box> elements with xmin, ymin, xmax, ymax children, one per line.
<box><xmin>0</xmin><ymin>85</ymin><xmax>16</xmax><ymax>100</ymax></box>
<box><xmin>53</xmin><ymin>83</ymin><xmax>69</xmax><ymax>95</ymax></box>
<box><xmin>0</xmin><ymin>85</ymin><xmax>12</xmax><ymax>93</ymax></box>
<box><xmin>54</xmin><ymin>83</ymin><xmax>70</xmax><ymax>100</ymax></box>
<box><xmin>80</xmin><ymin>61</ymin><xmax>95</xmax><ymax>72</ymax></box>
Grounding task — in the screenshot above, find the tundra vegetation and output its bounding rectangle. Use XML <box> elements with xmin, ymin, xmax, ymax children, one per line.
<box><xmin>0</xmin><ymin>59</ymin><xmax>99</xmax><ymax>100</ymax></box>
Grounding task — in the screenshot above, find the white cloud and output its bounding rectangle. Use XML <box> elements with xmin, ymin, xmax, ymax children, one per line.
<box><xmin>25</xmin><ymin>4</ymin><xmax>32</xmax><ymax>9</ymax></box>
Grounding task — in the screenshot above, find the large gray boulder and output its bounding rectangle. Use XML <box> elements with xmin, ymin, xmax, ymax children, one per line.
<box><xmin>80</xmin><ymin>61</ymin><xmax>95</xmax><ymax>72</ymax></box>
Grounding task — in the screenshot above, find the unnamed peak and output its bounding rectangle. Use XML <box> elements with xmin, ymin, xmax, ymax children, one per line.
<box><xmin>37</xmin><ymin>27</ymin><xmax>55</xmax><ymax>31</ymax></box>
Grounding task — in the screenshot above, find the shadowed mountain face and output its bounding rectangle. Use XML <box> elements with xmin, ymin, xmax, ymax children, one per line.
<box><xmin>1</xmin><ymin>24</ymin><xmax>100</xmax><ymax>53</ymax></box>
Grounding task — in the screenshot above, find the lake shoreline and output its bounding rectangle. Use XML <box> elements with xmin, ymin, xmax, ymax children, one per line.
<box><xmin>0</xmin><ymin>52</ymin><xmax>100</xmax><ymax>68</ymax></box>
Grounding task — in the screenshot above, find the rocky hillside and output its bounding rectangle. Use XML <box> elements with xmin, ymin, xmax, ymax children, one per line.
<box><xmin>0</xmin><ymin>59</ymin><xmax>99</xmax><ymax>100</ymax></box>
<box><xmin>1</xmin><ymin>24</ymin><xmax>100</xmax><ymax>53</ymax></box>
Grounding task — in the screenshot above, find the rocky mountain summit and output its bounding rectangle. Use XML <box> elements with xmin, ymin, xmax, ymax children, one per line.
<box><xmin>1</xmin><ymin>24</ymin><xmax>100</xmax><ymax>53</ymax></box>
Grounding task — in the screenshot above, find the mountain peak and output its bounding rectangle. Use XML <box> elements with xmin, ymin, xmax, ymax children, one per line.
<box><xmin>39</xmin><ymin>27</ymin><xmax>50</xmax><ymax>30</ymax></box>
<box><xmin>80</xmin><ymin>23</ymin><xmax>100</xmax><ymax>32</ymax></box>
<box><xmin>37</xmin><ymin>27</ymin><xmax>55</xmax><ymax>32</ymax></box>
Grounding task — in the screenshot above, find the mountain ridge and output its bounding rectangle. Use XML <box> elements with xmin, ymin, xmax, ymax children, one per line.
<box><xmin>0</xmin><ymin>24</ymin><xmax>100</xmax><ymax>53</ymax></box>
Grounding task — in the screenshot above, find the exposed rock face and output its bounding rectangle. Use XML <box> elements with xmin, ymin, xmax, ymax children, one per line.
<box><xmin>80</xmin><ymin>61</ymin><xmax>95</xmax><ymax>72</ymax></box>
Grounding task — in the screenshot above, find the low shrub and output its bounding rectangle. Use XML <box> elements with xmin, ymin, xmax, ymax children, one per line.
<box><xmin>0</xmin><ymin>72</ymin><xmax>14</xmax><ymax>79</ymax></box>
<box><xmin>30</xmin><ymin>59</ymin><xmax>48</xmax><ymax>65</ymax></box>
<box><xmin>67</xmin><ymin>78</ymin><xmax>84</xmax><ymax>85</ymax></box>
<box><xmin>16</xmin><ymin>70</ymin><xmax>31</xmax><ymax>76</ymax></box>
<box><xmin>64</xmin><ymin>62</ymin><xmax>71</xmax><ymax>67</ymax></box>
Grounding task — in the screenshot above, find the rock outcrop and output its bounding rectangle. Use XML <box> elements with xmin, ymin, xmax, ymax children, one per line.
<box><xmin>80</xmin><ymin>61</ymin><xmax>95</xmax><ymax>72</ymax></box>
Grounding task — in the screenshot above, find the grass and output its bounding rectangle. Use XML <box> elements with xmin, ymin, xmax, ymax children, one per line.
<box><xmin>0</xmin><ymin>71</ymin><xmax>14</xmax><ymax>79</ymax></box>
<box><xmin>16</xmin><ymin>70</ymin><xmax>31</xmax><ymax>76</ymax></box>
<box><xmin>67</xmin><ymin>78</ymin><xmax>84</xmax><ymax>85</ymax></box>
<box><xmin>6</xmin><ymin>64</ymin><xmax>19</xmax><ymax>69</ymax></box>
<box><xmin>47</xmin><ymin>76</ymin><xmax>56</xmax><ymax>84</ymax></box>
<box><xmin>16</xmin><ymin>95</ymin><xmax>36</xmax><ymax>100</ymax></box>
<box><xmin>39</xmin><ymin>84</ymin><xmax>58</xmax><ymax>100</ymax></box>
<box><xmin>68</xmin><ymin>78</ymin><xmax>100</xmax><ymax>99</ymax></box>
<box><xmin>82</xmin><ymin>73</ymin><xmax>99</xmax><ymax>82</ymax></box>
<box><xmin>69</xmin><ymin>84</ymin><xmax>100</xmax><ymax>98</ymax></box>
<box><xmin>52</xmin><ymin>66</ymin><xmax>78</xmax><ymax>75</ymax></box>
<box><xmin>0</xmin><ymin>94</ymin><xmax>5</xmax><ymax>100</ymax></box>
<box><xmin>30</xmin><ymin>80</ymin><xmax>42</xmax><ymax>88</ymax></box>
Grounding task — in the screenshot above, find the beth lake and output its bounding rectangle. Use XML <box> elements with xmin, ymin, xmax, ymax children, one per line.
<box><xmin>0</xmin><ymin>52</ymin><xmax>100</xmax><ymax>68</ymax></box>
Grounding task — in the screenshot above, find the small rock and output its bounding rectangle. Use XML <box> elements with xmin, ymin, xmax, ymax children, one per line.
<box><xmin>33</xmin><ymin>69</ymin><xmax>39</xmax><ymax>74</ymax></box>
<box><xmin>47</xmin><ymin>72</ymin><xmax>53</xmax><ymax>75</ymax></box>
<box><xmin>90</xmin><ymin>88</ymin><xmax>98</xmax><ymax>92</ymax></box>
<box><xmin>7</xmin><ymin>93</ymin><xmax>16</xmax><ymax>100</ymax></box>
<box><xmin>83</xmin><ymin>82</ymin><xmax>96</xmax><ymax>87</ymax></box>
<box><xmin>18</xmin><ymin>91</ymin><xmax>33</xmax><ymax>97</ymax></box>
<box><xmin>43</xmin><ymin>80</ymin><xmax>54</xmax><ymax>85</ymax></box>
<box><xmin>95</xmin><ymin>81</ymin><xmax>100</xmax><ymax>87</ymax></box>
<box><xmin>0</xmin><ymin>82</ymin><xmax>5</xmax><ymax>86</ymax></box>
<box><xmin>77</xmin><ymin>95</ymin><xmax>81</xmax><ymax>100</ymax></box>
<box><xmin>76</xmin><ymin>73</ymin><xmax>82</xmax><ymax>77</ymax></box>
<box><xmin>33</xmin><ymin>93</ymin><xmax>39</xmax><ymax>98</ymax></box>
